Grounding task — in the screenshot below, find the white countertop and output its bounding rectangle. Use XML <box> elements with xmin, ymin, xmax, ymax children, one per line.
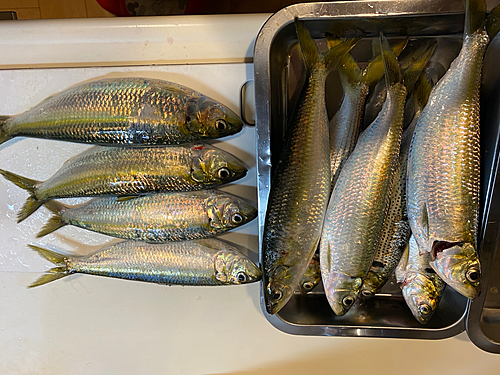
<box><xmin>0</xmin><ymin>13</ymin><xmax>499</xmax><ymax>374</ymax></box>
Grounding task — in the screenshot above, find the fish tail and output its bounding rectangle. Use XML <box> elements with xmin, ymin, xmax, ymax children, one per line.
<box><xmin>36</xmin><ymin>200</ymin><xmax>69</xmax><ymax>237</ymax></box>
<box><xmin>403</xmin><ymin>41</ymin><xmax>437</xmax><ymax>92</ymax></box>
<box><xmin>465</xmin><ymin>0</ymin><xmax>487</xmax><ymax>37</ymax></box>
<box><xmin>413</xmin><ymin>71</ymin><xmax>434</xmax><ymax>111</ymax></box>
<box><xmin>295</xmin><ymin>18</ymin><xmax>359</xmax><ymax>74</ymax></box>
<box><xmin>362</xmin><ymin>38</ymin><xmax>408</xmax><ymax>87</ymax></box>
<box><xmin>0</xmin><ymin>169</ymin><xmax>43</xmax><ymax>222</ymax></box>
<box><xmin>379</xmin><ymin>33</ymin><xmax>403</xmax><ymax>89</ymax></box>
<box><xmin>27</xmin><ymin>244</ymin><xmax>72</xmax><ymax>288</ymax></box>
<box><xmin>326</xmin><ymin>34</ymin><xmax>361</xmax><ymax>86</ymax></box>
<box><xmin>0</xmin><ymin>116</ymin><xmax>12</xmax><ymax>145</ymax></box>
<box><xmin>486</xmin><ymin>1</ymin><xmax>500</xmax><ymax>39</ymax></box>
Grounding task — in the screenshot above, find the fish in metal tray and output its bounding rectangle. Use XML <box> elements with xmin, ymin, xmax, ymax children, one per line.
<box><xmin>406</xmin><ymin>0</ymin><xmax>500</xmax><ymax>299</ymax></box>
<box><xmin>320</xmin><ymin>35</ymin><xmax>408</xmax><ymax>316</ymax></box>
<box><xmin>0</xmin><ymin>77</ymin><xmax>243</xmax><ymax>146</ymax></box>
<box><xmin>0</xmin><ymin>143</ymin><xmax>247</xmax><ymax>222</ymax></box>
<box><xmin>262</xmin><ymin>19</ymin><xmax>359</xmax><ymax>314</ymax></box>
<box><xmin>297</xmin><ymin>252</ymin><xmax>321</xmax><ymax>293</ymax></box>
<box><xmin>28</xmin><ymin>239</ymin><xmax>262</xmax><ymax>288</ymax></box>
<box><xmin>396</xmin><ymin>235</ymin><xmax>446</xmax><ymax>324</ymax></box>
<box><xmin>37</xmin><ymin>190</ymin><xmax>257</xmax><ymax>242</ymax></box>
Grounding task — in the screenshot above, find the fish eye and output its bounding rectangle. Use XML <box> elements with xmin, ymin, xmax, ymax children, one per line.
<box><xmin>271</xmin><ymin>290</ymin><xmax>283</xmax><ymax>301</ymax></box>
<box><xmin>236</xmin><ymin>272</ymin><xmax>247</xmax><ymax>283</ymax></box>
<box><xmin>215</xmin><ymin>119</ymin><xmax>227</xmax><ymax>132</ymax></box>
<box><xmin>303</xmin><ymin>282</ymin><xmax>314</xmax><ymax>290</ymax></box>
<box><xmin>342</xmin><ymin>296</ymin><xmax>354</xmax><ymax>307</ymax></box>
<box><xmin>361</xmin><ymin>290</ymin><xmax>373</xmax><ymax>298</ymax></box>
<box><xmin>218</xmin><ymin>167</ymin><xmax>231</xmax><ymax>179</ymax></box>
<box><xmin>466</xmin><ymin>268</ymin><xmax>480</xmax><ymax>283</ymax></box>
<box><xmin>231</xmin><ymin>213</ymin><xmax>243</xmax><ymax>224</ymax></box>
<box><xmin>418</xmin><ymin>303</ymin><xmax>431</xmax><ymax>315</ymax></box>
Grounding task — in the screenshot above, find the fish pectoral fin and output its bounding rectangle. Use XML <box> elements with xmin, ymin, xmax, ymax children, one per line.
<box><xmin>421</xmin><ymin>202</ymin><xmax>430</xmax><ymax>239</ymax></box>
<box><xmin>117</xmin><ymin>195</ymin><xmax>140</xmax><ymax>202</ymax></box>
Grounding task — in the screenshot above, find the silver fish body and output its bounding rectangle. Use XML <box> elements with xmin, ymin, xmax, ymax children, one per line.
<box><xmin>406</xmin><ymin>31</ymin><xmax>487</xmax><ymax>299</ymax></box>
<box><xmin>0</xmin><ymin>77</ymin><xmax>243</xmax><ymax>146</ymax></box>
<box><xmin>0</xmin><ymin>143</ymin><xmax>247</xmax><ymax>222</ymax></box>
<box><xmin>320</xmin><ymin>79</ymin><xmax>406</xmax><ymax>316</ymax></box>
<box><xmin>399</xmin><ymin>235</ymin><xmax>446</xmax><ymax>324</ymax></box>
<box><xmin>39</xmin><ymin>190</ymin><xmax>257</xmax><ymax>242</ymax></box>
<box><xmin>28</xmin><ymin>239</ymin><xmax>262</xmax><ymax>287</ymax></box>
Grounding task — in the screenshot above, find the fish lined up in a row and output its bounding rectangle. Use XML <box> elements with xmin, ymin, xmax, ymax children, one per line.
<box><xmin>264</xmin><ymin>0</ymin><xmax>500</xmax><ymax>324</ymax></box>
<box><xmin>0</xmin><ymin>77</ymin><xmax>261</xmax><ymax>287</ymax></box>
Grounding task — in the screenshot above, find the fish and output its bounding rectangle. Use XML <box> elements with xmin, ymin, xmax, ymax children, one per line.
<box><xmin>0</xmin><ymin>143</ymin><xmax>247</xmax><ymax>222</ymax></box>
<box><xmin>406</xmin><ymin>0</ymin><xmax>500</xmax><ymax>299</ymax></box>
<box><xmin>262</xmin><ymin>19</ymin><xmax>359</xmax><ymax>314</ymax></box>
<box><xmin>397</xmin><ymin>235</ymin><xmax>446</xmax><ymax>324</ymax></box>
<box><xmin>297</xmin><ymin>252</ymin><xmax>321</xmax><ymax>293</ymax></box>
<box><xmin>0</xmin><ymin>77</ymin><xmax>243</xmax><ymax>146</ymax></box>
<box><xmin>27</xmin><ymin>238</ymin><xmax>262</xmax><ymax>288</ymax></box>
<box><xmin>326</xmin><ymin>37</ymin><xmax>407</xmax><ymax>189</ymax></box>
<box><xmin>36</xmin><ymin>190</ymin><xmax>257</xmax><ymax>242</ymax></box>
<box><xmin>320</xmin><ymin>34</ymin><xmax>407</xmax><ymax>316</ymax></box>
<box><xmin>361</xmin><ymin>49</ymin><xmax>437</xmax><ymax>299</ymax></box>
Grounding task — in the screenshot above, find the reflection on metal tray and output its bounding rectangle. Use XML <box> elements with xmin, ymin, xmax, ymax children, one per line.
<box><xmin>254</xmin><ymin>0</ymin><xmax>500</xmax><ymax>343</ymax></box>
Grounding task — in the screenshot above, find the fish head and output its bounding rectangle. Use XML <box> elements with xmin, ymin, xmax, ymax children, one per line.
<box><xmin>265</xmin><ymin>265</ymin><xmax>294</xmax><ymax>314</ymax></box>
<box><xmin>297</xmin><ymin>254</ymin><xmax>321</xmax><ymax>293</ymax></box>
<box><xmin>401</xmin><ymin>271</ymin><xmax>444</xmax><ymax>324</ymax></box>
<box><xmin>322</xmin><ymin>272</ymin><xmax>362</xmax><ymax>316</ymax></box>
<box><xmin>190</xmin><ymin>145</ymin><xmax>247</xmax><ymax>185</ymax></box>
<box><xmin>186</xmin><ymin>97</ymin><xmax>243</xmax><ymax>140</ymax></box>
<box><xmin>214</xmin><ymin>250</ymin><xmax>262</xmax><ymax>284</ymax></box>
<box><xmin>208</xmin><ymin>195</ymin><xmax>257</xmax><ymax>230</ymax></box>
<box><xmin>430</xmin><ymin>241</ymin><xmax>481</xmax><ymax>299</ymax></box>
<box><xmin>360</xmin><ymin>267</ymin><xmax>385</xmax><ymax>299</ymax></box>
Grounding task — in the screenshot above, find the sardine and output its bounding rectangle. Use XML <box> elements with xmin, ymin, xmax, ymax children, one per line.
<box><xmin>361</xmin><ymin>50</ymin><xmax>437</xmax><ymax>298</ymax></box>
<box><xmin>37</xmin><ymin>190</ymin><xmax>257</xmax><ymax>242</ymax></box>
<box><xmin>320</xmin><ymin>35</ymin><xmax>407</xmax><ymax>316</ymax></box>
<box><xmin>406</xmin><ymin>0</ymin><xmax>500</xmax><ymax>299</ymax></box>
<box><xmin>326</xmin><ymin>37</ymin><xmax>407</xmax><ymax>189</ymax></box>
<box><xmin>297</xmin><ymin>253</ymin><xmax>321</xmax><ymax>293</ymax></box>
<box><xmin>397</xmin><ymin>235</ymin><xmax>446</xmax><ymax>324</ymax></box>
<box><xmin>262</xmin><ymin>19</ymin><xmax>358</xmax><ymax>314</ymax></box>
<box><xmin>0</xmin><ymin>143</ymin><xmax>246</xmax><ymax>222</ymax></box>
<box><xmin>27</xmin><ymin>239</ymin><xmax>262</xmax><ymax>288</ymax></box>
<box><xmin>0</xmin><ymin>77</ymin><xmax>243</xmax><ymax>146</ymax></box>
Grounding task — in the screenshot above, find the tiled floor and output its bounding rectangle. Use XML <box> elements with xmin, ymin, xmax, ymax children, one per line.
<box><xmin>0</xmin><ymin>0</ymin><xmax>314</xmax><ymax>19</ymax></box>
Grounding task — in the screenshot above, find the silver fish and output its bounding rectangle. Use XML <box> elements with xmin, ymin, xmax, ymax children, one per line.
<box><xmin>406</xmin><ymin>0</ymin><xmax>500</xmax><ymax>299</ymax></box>
<box><xmin>0</xmin><ymin>77</ymin><xmax>243</xmax><ymax>146</ymax></box>
<box><xmin>297</xmin><ymin>252</ymin><xmax>321</xmax><ymax>293</ymax></box>
<box><xmin>37</xmin><ymin>190</ymin><xmax>257</xmax><ymax>242</ymax></box>
<box><xmin>398</xmin><ymin>235</ymin><xmax>446</xmax><ymax>324</ymax></box>
<box><xmin>28</xmin><ymin>239</ymin><xmax>262</xmax><ymax>288</ymax></box>
<box><xmin>262</xmin><ymin>19</ymin><xmax>358</xmax><ymax>314</ymax></box>
<box><xmin>320</xmin><ymin>35</ymin><xmax>407</xmax><ymax>316</ymax></box>
<box><xmin>0</xmin><ymin>143</ymin><xmax>246</xmax><ymax>222</ymax></box>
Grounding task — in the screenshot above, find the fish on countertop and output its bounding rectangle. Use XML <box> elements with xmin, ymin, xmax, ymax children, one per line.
<box><xmin>0</xmin><ymin>77</ymin><xmax>243</xmax><ymax>146</ymax></box>
<box><xmin>0</xmin><ymin>143</ymin><xmax>247</xmax><ymax>222</ymax></box>
<box><xmin>28</xmin><ymin>239</ymin><xmax>262</xmax><ymax>288</ymax></box>
<box><xmin>37</xmin><ymin>190</ymin><xmax>257</xmax><ymax>242</ymax></box>
<box><xmin>320</xmin><ymin>34</ymin><xmax>408</xmax><ymax>316</ymax></box>
<box><xmin>262</xmin><ymin>19</ymin><xmax>359</xmax><ymax>314</ymax></box>
<box><xmin>406</xmin><ymin>0</ymin><xmax>500</xmax><ymax>299</ymax></box>
<box><xmin>396</xmin><ymin>235</ymin><xmax>446</xmax><ymax>324</ymax></box>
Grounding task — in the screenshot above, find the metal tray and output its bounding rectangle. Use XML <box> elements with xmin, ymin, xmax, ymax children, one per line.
<box><xmin>254</xmin><ymin>0</ymin><xmax>500</xmax><ymax>343</ymax></box>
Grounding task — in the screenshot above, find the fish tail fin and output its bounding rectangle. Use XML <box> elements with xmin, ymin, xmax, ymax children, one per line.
<box><xmin>326</xmin><ymin>34</ymin><xmax>361</xmax><ymax>86</ymax></box>
<box><xmin>36</xmin><ymin>200</ymin><xmax>69</xmax><ymax>238</ymax></box>
<box><xmin>0</xmin><ymin>169</ymin><xmax>43</xmax><ymax>222</ymax></box>
<box><xmin>379</xmin><ymin>33</ymin><xmax>402</xmax><ymax>89</ymax></box>
<box><xmin>486</xmin><ymin>1</ymin><xmax>500</xmax><ymax>39</ymax></box>
<box><xmin>362</xmin><ymin>38</ymin><xmax>408</xmax><ymax>87</ymax></box>
<box><xmin>27</xmin><ymin>244</ymin><xmax>71</xmax><ymax>288</ymax></box>
<box><xmin>465</xmin><ymin>0</ymin><xmax>487</xmax><ymax>37</ymax></box>
<box><xmin>295</xmin><ymin>19</ymin><xmax>360</xmax><ymax>74</ymax></box>
<box><xmin>403</xmin><ymin>41</ymin><xmax>437</xmax><ymax>92</ymax></box>
<box><xmin>0</xmin><ymin>116</ymin><xmax>12</xmax><ymax>145</ymax></box>
<box><xmin>414</xmin><ymin>71</ymin><xmax>434</xmax><ymax>111</ymax></box>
